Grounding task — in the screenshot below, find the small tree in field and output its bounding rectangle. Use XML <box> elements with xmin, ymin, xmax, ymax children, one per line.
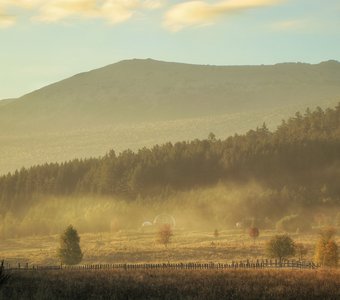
<box><xmin>58</xmin><ymin>225</ymin><xmax>83</xmax><ymax>265</ymax></box>
<box><xmin>314</xmin><ymin>227</ymin><xmax>338</xmax><ymax>267</ymax></box>
<box><xmin>214</xmin><ymin>229</ymin><xmax>219</xmax><ymax>238</ymax></box>
<box><xmin>158</xmin><ymin>224</ymin><xmax>173</xmax><ymax>248</ymax></box>
<box><xmin>266</xmin><ymin>234</ymin><xmax>295</xmax><ymax>263</ymax></box>
<box><xmin>248</xmin><ymin>227</ymin><xmax>260</xmax><ymax>244</ymax></box>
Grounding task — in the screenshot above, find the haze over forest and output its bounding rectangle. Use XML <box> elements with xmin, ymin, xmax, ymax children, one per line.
<box><xmin>1</xmin><ymin>97</ymin><xmax>340</xmax><ymax>237</ymax></box>
<box><xmin>1</xmin><ymin>1</ymin><xmax>340</xmax><ymax>297</ymax></box>
<box><xmin>1</xmin><ymin>59</ymin><xmax>340</xmax><ymax>174</ymax></box>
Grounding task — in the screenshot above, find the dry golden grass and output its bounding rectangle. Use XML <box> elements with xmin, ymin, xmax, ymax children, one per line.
<box><xmin>0</xmin><ymin>269</ymin><xmax>339</xmax><ymax>299</ymax></box>
<box><xmin>1</xmin><ymin>229</ymin><xmax>339</xmax><ymax>266</ymax></box>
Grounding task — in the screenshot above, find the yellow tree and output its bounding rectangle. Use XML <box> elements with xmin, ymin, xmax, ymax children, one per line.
<box><xmin>314</xmin><ymin>227</ymin><xmax>338</xmax><ymax>267</ymax></box>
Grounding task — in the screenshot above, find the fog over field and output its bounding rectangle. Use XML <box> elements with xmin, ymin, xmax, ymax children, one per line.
<box><xmin>1</xmin><ymin>0</ymin><xmax>340</xmax><ymax>298</ymax></box>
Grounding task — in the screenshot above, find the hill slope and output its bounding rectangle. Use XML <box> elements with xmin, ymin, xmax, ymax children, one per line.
<box><xmin>0</xmin><ymin>105</ymin><xmax>340</xmax><ymax>237</ymax></box>
<box><xmin>1</xmin><ymin>59</ymin><xmax>340</xmax><ymax>173</ymax></box>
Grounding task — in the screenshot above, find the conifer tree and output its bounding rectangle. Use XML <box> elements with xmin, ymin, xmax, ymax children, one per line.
<box><xmin>58</xmin><ymin>225</ymin><xmax>83</xmax><ymax>265</ymax></box>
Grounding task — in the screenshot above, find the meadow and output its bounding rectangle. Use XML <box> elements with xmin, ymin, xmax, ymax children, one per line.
<box><xmin>1</xmin><ymin>228</ymin><xmax>338</xmax><ymax>266</ymax></box>
<box><xmin>0</xmin><ymin>170</ymin><xmax>339</xmax><ymax>300</ymax></box>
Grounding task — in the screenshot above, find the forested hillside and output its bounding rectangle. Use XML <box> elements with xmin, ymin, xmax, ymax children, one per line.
<box><xmin>2</xmin><ymin>59</ymin><xmax>340</xmax><ymax>132</ymax></box>
<box><xmin>1</xmin><ymin>104</ymin><xmax>340</xmax><ymax>217</ymax></box>
<box><xmin>1</xmin><ymin>59</ymin><xmax>340</xmax><ymax>174</ymax></box>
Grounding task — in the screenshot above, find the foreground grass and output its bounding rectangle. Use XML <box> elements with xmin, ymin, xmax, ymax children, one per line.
<box><xmin>0</xmin><ymin>269</ymin><xmax>339</xmax><ymax>300</ymax></box>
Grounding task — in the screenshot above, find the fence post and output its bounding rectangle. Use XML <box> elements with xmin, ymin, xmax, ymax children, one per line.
<box><xmin>8</xmin><ymin>259</ymin><xmax>319</xmax><ymax>272</ymax></box>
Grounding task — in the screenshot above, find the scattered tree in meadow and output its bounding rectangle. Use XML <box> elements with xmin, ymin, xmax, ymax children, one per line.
<box><xmin>248</xmin><ymin>227</ymin><xmax>259</xmax><ymax>244</ymax></box>
<box><xmin>57</xmin><ymin>225</ymin><xmax>83</xmax><ymax>265</ymax></box>
<box><xmin>314</xmin><ymin>227</ymin><xmax>338</xmax><ymax>267</ymax></box>
<box><xmin>295</xmin><ymin>243</ymin><xmax>308</xmax><ymax>261</ymax></box>
<box><xmin>266</xmin><ymin>234</ymin><xmax>295</xmax><ymax>263</ymax></box>
<box><xmin>208</xmin><ymin>132</ymin><xmax>216</xmax><ymax>142</ymax></box>
<box><xmin>0</xmin><ymin>260</ymin><xmax>10</xmax><ymax>289</ymax></box>
<box><xmin>158</xmin><ymin>224</ymin><xmax>173</xmax><ymax>248</ymax></box>
<box><xmin>214</xmin><ymin>229</ymin><xmax>219</xmax><ymax>238</ymax></box>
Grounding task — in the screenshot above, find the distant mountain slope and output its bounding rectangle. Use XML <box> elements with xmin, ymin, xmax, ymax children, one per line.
<box><xmin>0</xmin><ymin>59</ymin><xmax>340</xmax><ymax>174</ymax></box>
<box><xmin>1</xmin><ymin>104</ymin><xmax>340</xmax><ymax>215</ymax></box>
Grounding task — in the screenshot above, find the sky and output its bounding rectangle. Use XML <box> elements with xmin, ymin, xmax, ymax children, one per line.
<box><xmin>0</xmin><ymin>0</ymin><xmax>340</xmax><ymax>100</ymax></box>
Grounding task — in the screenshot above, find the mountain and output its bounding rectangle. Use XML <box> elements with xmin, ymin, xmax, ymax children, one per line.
<box><xmin>1</xmin><ymin>59</ymin><xmax>340</xmax><ymax>174</ymax></box>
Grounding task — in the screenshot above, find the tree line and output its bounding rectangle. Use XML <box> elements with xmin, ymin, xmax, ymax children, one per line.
<box><xmin>1</xmin><ymin>104</ymin><xmax>340</xmax><ymax>213</ymax></box>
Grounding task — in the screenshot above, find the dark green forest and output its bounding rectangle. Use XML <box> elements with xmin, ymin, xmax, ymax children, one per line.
<box><xmin>1</xmin><ymin>104</ymin><xmax>340</xmax><ymax>216</ymax></box>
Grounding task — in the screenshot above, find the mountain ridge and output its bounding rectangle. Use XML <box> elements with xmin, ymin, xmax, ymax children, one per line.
<box><xmin>2</xmin><ymin>58</ymin><xmax>339</xmax><ymax>103</ymax></box>
<box><xmin>1</xmin><ymin>58</ymin><xmax>340</xmax><ymax>174</ymax></box>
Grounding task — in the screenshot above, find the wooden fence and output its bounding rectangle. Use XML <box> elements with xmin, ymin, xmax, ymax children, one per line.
<box><xmin>4</xmin><ymin>259</ymin><xmax>318</xmax><ymax>271</ymax></box>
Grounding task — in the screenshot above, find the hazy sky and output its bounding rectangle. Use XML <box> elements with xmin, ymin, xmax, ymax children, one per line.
<box><xmin>1</xmin><ymin>0</ymin><xmax>339</xmax><ymax>99</ymax></box>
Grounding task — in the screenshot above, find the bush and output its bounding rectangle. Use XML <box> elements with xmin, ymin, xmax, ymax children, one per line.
<box><xmin>157</xmin><ymin>224</ymin><xmax>173</xmax><ymax>248</ymax></box>
<box><xmin>276</xmin><ymin>215</ymin><xmax>311</xmax><ymax>233</ymax></box>
<box><xmin>314</xmin><ymin>227</ymin><xmax>338</xmax><ymax>267</ymax></box>
<box><xmin>57</xmin><ymin>225</ymin><xmax>83</xmax><ymax>265</ymax></box>
<box><xmin>266</xmin><ymin>234</ymin><xmax>295</xmax><ymax>263</ymax></box>
<box><xmin>248</xmin><ymin>227</ymin><xmax>259</xmax><ymax>244</ymax></box>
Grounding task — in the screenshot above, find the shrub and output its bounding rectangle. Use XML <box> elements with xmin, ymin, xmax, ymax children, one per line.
<box><xmin>214</xmin><ymin>229</ymin><xmax>219</xmax><ymax>238</ymax></box>
<box><xmin>57</xmin><ymin>225</ymin><xmax>83</xmax><ymax>265</ymax></box>
<box><xmin>157</xmin><ymin>224</ymin><xmax>173</xmax><ymax>248</ymax></box>
<box><xmin>276</xmin><ymin>214</ymin><xmax>311</xmax><ymax>233</ymax></box>
<box><xmin>314</xmin><ymin>227</ymin><xmax>338</xmax><ymax>267</ymax></box>
<box><xmin>248</xmin><ymin>227</ymin><xmax>259</xmax><ymax>244</ymax></box>
<box><xmin>266</xmin><ymin>234</ymin><xmax>295</xmax><ymax>263</ymax></box>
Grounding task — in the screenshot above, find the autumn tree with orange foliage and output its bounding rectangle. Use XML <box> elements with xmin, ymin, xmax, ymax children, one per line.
<box><xmin>314</xmin><ymin>227</ymin><xmax>338</xmax><ymax>267</ymax></box>
<box><xmin>157</xmin><ymin>224</ymin><xmax>173</xmax><ymax>248</ymax></box>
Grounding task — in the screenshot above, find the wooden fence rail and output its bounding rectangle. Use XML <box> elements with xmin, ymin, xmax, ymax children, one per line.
<box><xmin>4</xmin><ymin>259</ymin><xmax>319</xmax><ymax>271</ymax></box>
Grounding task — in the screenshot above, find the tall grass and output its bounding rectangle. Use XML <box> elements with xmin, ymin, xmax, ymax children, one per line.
<box><xmin>0</xmin><ymin>269</ymin><xmax>339</xmax><ymax>299</ymax></box>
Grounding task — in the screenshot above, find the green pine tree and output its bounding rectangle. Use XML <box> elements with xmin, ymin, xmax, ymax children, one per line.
<box><xmin>58</xmin><ymin>225</ymin><xmax>83</xmax><ymax>265</ymax></box>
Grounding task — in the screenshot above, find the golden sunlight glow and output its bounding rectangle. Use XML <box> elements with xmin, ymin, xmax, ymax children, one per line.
<box><xmin>163</xmin><ymin>0</ymin><xmax>282</xmax><ymax>32</ymax></box>
<box><xmin>0</xmin><ymin>0</ymin><xmax>164</xmax><ymax>26</ymax></box>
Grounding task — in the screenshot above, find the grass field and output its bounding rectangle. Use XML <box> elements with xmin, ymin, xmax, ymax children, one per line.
<box><xmin>1</xmin><ymin>229</ymin><xmax>339</xmax><ymax>266</ymax></box>
<box><xmin>0</xmin><ymin>269</ymin><xmax>339</xmax><ymax>299</ymax></box>
<box><xmin>1</xmin><ymin>225</ymin><xmax>339</xmax><ymax>299</ymax></box>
